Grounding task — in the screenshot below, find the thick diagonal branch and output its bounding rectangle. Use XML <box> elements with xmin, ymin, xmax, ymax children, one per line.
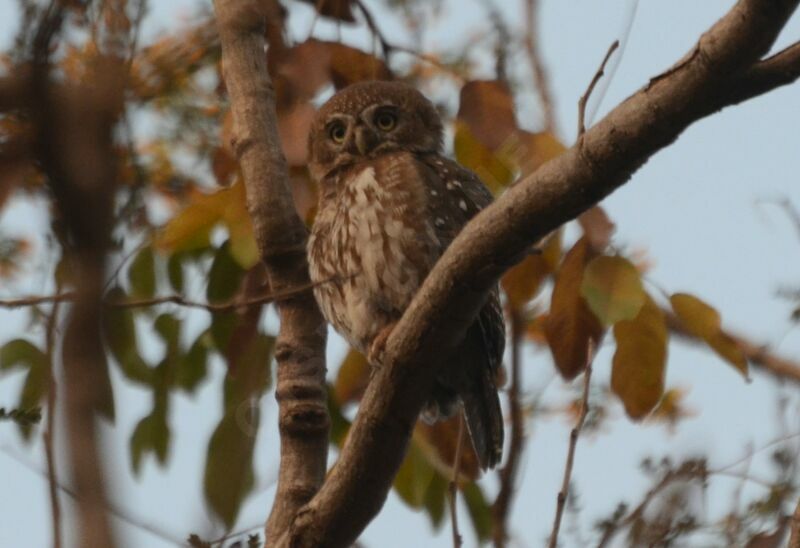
<box><xmin>283</xmin><ymin>1</ymin><xmax>800</xmax><ymax>546</ymax></box>
<box><xmin>211</xmin><ymin>0</ymin><xmax>329</xmax><ymax>542</ymax></box>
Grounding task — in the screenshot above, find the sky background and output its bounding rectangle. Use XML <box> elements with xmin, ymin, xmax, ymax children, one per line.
<box><xmin>1</xmin><ymin>0</ymin><xmax>800</xmax><ymax>546</ymax></box>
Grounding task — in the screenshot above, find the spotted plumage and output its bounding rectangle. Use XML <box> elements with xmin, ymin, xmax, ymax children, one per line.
<box><xmin>307</xmin><ymin>81</ymin><xmax>505</xmax><ymax>469</ymax></box>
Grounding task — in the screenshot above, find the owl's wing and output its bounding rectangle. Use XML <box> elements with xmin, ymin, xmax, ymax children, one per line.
<box><xmin>417</xmin><ymin>153</ymin><xmax>505</xmax><ymax>369</ymax></box>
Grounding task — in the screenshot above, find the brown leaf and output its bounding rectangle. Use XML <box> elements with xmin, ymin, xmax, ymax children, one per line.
<box><xmin>544</xmin><ymin>238</ymin><xmax>604</xmax><ymax>380</ymax></box>
<box><xmin>297</xmin><ymin>0</ymin><xmax>356</xmax><ymax>22</ymax></box>
<box><xmin>270</xmin><ymin>40</ymin><xmax>391</xmax><ymax>106</ymax></box>
<box><xmin>611</xmin><ymin>295</ymin><xmax>668</xmax><ymax>420</ymax></box>
<box><xmin>578</xmin><ymin>206</ymin><xmax>615</xmax><ymax>252</ymax></box>
<box><xmin>333</xmin><ymin>348</ymin><xmax>369</xmax><ymax>405</ymax></box>
<box><xmin>328</xmin><ymin>42</ymin><xmax>392</xmax><ymax>88</ymax></box>
<box><xmin>457</xmin><ymin>80</ymin><xmax>516</xmax><ymax>150</ymax></box>
<box><xmin>415</xmin><ymin>417</ymin><xmax>480</xmax><ymax>481</ymax></box>
<box><xmin>501</xmin><ymin>230</ymin><xmax>561</xmax><ymax>309</ymax></box>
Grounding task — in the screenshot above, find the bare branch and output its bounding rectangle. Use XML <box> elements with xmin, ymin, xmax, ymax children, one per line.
<box><xmin>790</xmin><ymin>496</ymin><xmax>800</xmax><ymax>547</ymax></box>
<box><xmin>549</xmin><ymin>341</ymin><xmax>595</xmax><ymax>548</ymax></box>
<box><xmin>281</xmin><ymin>1</ymin><xmax>800</xmax><ymax>545</ymax></box>
<box><xmin>449</xmin><ymin>416</ymin><xmax>465</xmax><ymax>548</ymax></box>
<box><xmin>491</xmin><ymin>309</ymin><xmax>525</xmax><ymax>547</ymax></box>
<box><xmin>524</xmin><ymin>0</ymin><xmax>556</xmax><ymax>132</ymax></box>
<box><xmin>578</xmin><ymin>41</ymin><xmax>619</xmax><ymax>138</ymax></box>
<box><xmin>211</xmin><ymin>0</ymin><xmax>329</xmax><ymax>542</ymax></box>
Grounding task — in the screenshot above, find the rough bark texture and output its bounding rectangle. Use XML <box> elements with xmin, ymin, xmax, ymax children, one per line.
<box><xmin>279</xmin><ymin>1</ymin><xmax>800</xmax><ymax>545</ymax></box>
<box><xmin>211</xmin><ymin>0</ymin><xmax>330</xmax><ymax>542</ymax></box>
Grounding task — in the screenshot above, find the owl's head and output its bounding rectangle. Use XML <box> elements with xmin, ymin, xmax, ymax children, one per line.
<box><xmin>308</xmin><ymin>81</ymin><xmax>443</xmax><ymax>181</ymax></box>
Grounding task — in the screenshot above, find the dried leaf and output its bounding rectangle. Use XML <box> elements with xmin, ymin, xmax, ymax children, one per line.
<box><xmin>333</xmin><ymin>348</ymin><xmax>369</xmax><ymax>405</ymax></box>
<box><xmin>297</xmin><ymin>0</ymin><xmax>355</xmax><ymax>22</ymax></box>
<box><xmin>581</xmin><ymin>255</ymin><xmax>645</xmax><ymax>326</ymax></box>
<box><xmin>457</xmin><ymin>80</ymin><xmax>516</xmax><ymax>150</ymax></box>
<box><xmin>611</xmin><ymin>295</ymin><xmax>668</xmax><ymax>420</ymax></box>
<box><xmin>544</xmin><ymin>238</ymin><xmax>604</xmax><ymax>380</ymax></box>
<box><xmin>415</xmin><ymin>416</ymin><xmax>480</xmax><ymax>481</ymax></box>
<box><xmin>502</xmin><ymin>230</ymin><xmax>562</xmax><ymax>309</ymax></box>
<box><xmin>670</xmin><ymin>293</ymin><xmax>748</xmax><ymax>377</ymax></box>
<box><xmin>578</xmin><ymin>206</ymin><xmax>615</xmax><ymax>252</ymax></box>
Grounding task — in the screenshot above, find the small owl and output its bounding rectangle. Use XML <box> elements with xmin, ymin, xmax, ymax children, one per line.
<box><xmin>307</xmin><ymin>81</ymin><xmax>505</xmax><ymax>469</ymax></box>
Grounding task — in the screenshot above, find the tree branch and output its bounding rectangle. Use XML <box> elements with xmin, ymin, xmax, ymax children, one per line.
<box><xmin>211</xmin><ymin>0</ymin><xmax>329</xmax><ymax>542</ymax></box>
<box><xmin>281</xmin><ymin>1</ymin><xmax>800</xmax><ymax>545</ymax></box>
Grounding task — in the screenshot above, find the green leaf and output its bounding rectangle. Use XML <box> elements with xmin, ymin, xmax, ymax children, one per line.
<box><xmin>128</xmin><ymin>247</ymin><xmax>156</xmax><ymax>299</ymax></box>
<box><xmin>167</xmin><ymin>253</ymin><xmax>184</xmax><ymax>293</ymax></box>
<box><xmin>394</xmin><ymin>439</ymin><xmax>436</xmax><ymax>508</ymax></box>
<box><xmin>462</xmin><ymin>481</ymin><xmax>492</xmax><ymax>542</ymax></box>
<box><xmin>581</xmin><ymin>255</ymin><xmax>646</xmax><ymax>326</ymax></box>
<box><xmin>154</xmin><ymin>313</ymin><xmax>181</xmax><ymax>355</ymax></box>
<box><xmin>0</xmin><ymin>339</ymin><xmax>46</xmax><ymax>372</ymax></box>
<box><xmin>203</xmin><ymin>410</ymin><xmax>257</xmax><ymax>528</ymax></box>
<box><xmin>611</xmin><ymin>295</ymin><xmax>668</xmax><ymax>420</ymax></box>
<box><xmin>103</xmin><ymin>287</ymin><xmax>153</xmax><ymax>385</ymax></box>
<box><xmin>130</xmin><ymin>406</ymin><xmax>171</xmax><ymax>475</ymax></box>
<box><xmin>176</xmin><ymin>333</ymin><xmax>210</xmax><ymax>392</ymax></box>
<box><xmin>423</xmin><ymin>473</ymin><xmax>447</xmax><ymax>529</ymax></box>
<box><xmin>17</xmin><ymin>362</ymin><xmax>47</xmax><ymax>440</ymax></box>
<box><xmin>207</xmin><ymin>241</ymin><xmax>245</xmax><ymax>304</ymax></box>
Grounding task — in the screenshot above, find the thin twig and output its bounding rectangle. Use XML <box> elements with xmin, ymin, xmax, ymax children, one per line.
<box><xmin>449</xmin><ymin>414</ymin><xmax>465</xmax><ymax>548</ymax></box>
<box><xmin>44</xmin><ymin>290</ymin><xmax>62</xmax><ymax>548</ymax></box>
<box><xmin>491</xmin><ymin>309</ymin><xmax>524</xmax><ymax>547</ymax></box>
<box><xmin>353</xmin><ymin>0</ymin><xmax>391</xmax><ymax>59</ymax></box>
<box><xmin>789</xmin><ymin>496</ymin><xmax>800</xmax><ymax>547</ymax></box>
<box><xmin>0</xmin><ymin>274</ymin><xmax>351</xmax><ymax>311</ymax></box>
<box><xmin>549</xmin><ymin>341</ymin><xmax>596</xmax><ymax>548</ymax></box>
<box><xmin>577</xmin><ymin>40</ymin><xmax>620</xmax><ymax>138</ymax></box>
<box><xmin>524</xmin><ymin>0</ymin><xmax>556</xmax><ymax>133</ymax></box>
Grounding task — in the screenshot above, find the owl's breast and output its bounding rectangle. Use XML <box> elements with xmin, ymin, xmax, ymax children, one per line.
<box><xmin>308</xmin><ymin>160</ymin><xmax>439</xmax><ymax>351</ymax></box>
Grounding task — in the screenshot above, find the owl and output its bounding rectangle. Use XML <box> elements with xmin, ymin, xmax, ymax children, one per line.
<box><xmin>307</xmin><ymin>81</ymin><xmax>505</xmax><ymax>469</ymax></box>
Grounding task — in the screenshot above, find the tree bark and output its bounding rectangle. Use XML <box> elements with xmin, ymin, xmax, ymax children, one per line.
<box><xmin>211</xmin><ymin>0</ymin><xmax>330</xmax><ymax>542</ymax></box>
<box><xmin>281</xmin><ymin>1</ymin><xmax>800</xmax><ymax>545</ymax></box>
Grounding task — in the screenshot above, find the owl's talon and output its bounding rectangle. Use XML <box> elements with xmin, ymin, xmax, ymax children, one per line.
<box><xmin>368</xmin><ymin>323</ymin><xmax>396</xmax><ymax>367</ymax></box>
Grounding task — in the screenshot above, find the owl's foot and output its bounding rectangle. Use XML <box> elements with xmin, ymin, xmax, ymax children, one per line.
<box><xmin>368</xmin><ymin>322</ymin><xmax>396</xmax><ymax>367</ymax></box>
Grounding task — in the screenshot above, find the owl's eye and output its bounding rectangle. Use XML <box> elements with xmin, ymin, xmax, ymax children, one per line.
<box><xmin>328</xmin><ymin>122</ymin><xmax>347</xmax><ymax>144</ymax></box>
<box><xmin>374</xmin><ymin>111</ymin><xmax>397</xmax><ymax>131</ymax></box>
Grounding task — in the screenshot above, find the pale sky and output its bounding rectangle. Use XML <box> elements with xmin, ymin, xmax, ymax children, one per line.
<box><xmin>1</xmin><ymin>1</ymin><xmax>799</xmax><ymax>547</ymax></box>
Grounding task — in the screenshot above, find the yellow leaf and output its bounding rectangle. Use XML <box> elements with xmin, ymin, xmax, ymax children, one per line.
<box><xmin>453</xmin><ymin>121</ymin><xmax>515</xmax><ymax>193</ymax></box>
<box><xmin>502</xmin><ymin>230</ymin><xmax>561</xmax><ymax>310</ymax></box>
<box><xmin>544</xmin><ymin>238</ymin><xmax>604</xmax><ymax>380</ymax></box>
<box><xmin>611</xmin><ymin>295</ymin><xmax>668</xmax><ymax>420</ymax></box>
<box><xmin>155</xmin><ymin>181</ymin><xmax>257</xmax><ymax>268</ymax></box>
<box><xmin>333</xmin><ymin>348</ymin><xmax>369</xmax><ymax>405</ymax></box>
<box><xmin>708</xmin><ymin>332</ymin><xmax>748</xmax><ymax>377</ymax></box>
<box><xmin>669</xmin><ymin>293</ymin><xmax>721</xmax><ymax>340</ymax></box>
<box><xmin>581</xmin><ymin>255</ymin><xmax>646</xmax><ymax>326</ymax></box>
<box><xmin>670</xmin><ymin>293</ymin><xmax>748</xmax><ymax>377</ymax></box>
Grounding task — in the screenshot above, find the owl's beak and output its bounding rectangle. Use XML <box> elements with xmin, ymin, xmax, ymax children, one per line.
<box><xmin>354</xmin><ymin>125</ymin><xmax>375</xmax><ymax>155</ymax></box>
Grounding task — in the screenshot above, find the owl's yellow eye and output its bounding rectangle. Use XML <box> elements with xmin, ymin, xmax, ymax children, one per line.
<box><xmin>328</xmin><ymin>122</ymin><xmax>347</xmax><ymax>144</ymax></box>
<box><xmin>375</xmin><ymin>111</ymin><xmax>397</xmax><ymax>131</ymax></box>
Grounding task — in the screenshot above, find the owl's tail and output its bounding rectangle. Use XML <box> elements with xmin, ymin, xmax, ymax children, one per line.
<box><xmin>462</xmin><ymin>367</ymin><xmax>504</xmax><ymax>470</ymax></box>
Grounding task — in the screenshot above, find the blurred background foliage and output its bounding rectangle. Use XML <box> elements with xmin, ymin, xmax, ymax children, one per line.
<box><xmin>0</xmin><ymin>0</ymin><xmax>799</xmax><ymax>546</ymax></box>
